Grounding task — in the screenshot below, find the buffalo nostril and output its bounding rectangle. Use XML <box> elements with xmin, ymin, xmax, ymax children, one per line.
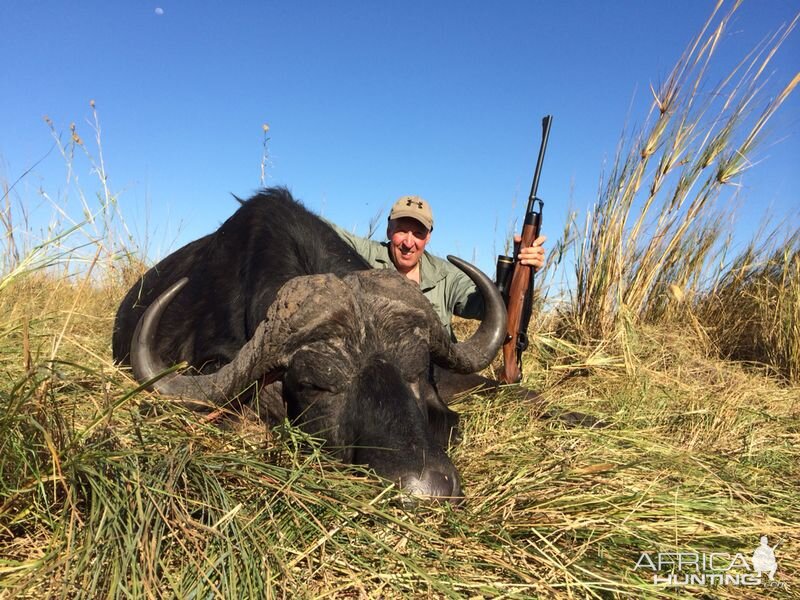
<box><xmin>424</xmin><ymin>470</ymin><xmax>454</xmax><ymax>497</ymax></box>
<box><xmin>399</xmin><ymin>470</ymin><xmax>464</xmax><ymax>504</ymax></box>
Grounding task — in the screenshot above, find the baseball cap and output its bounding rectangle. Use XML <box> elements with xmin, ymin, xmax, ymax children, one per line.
<box><xmin>388</xmin><ymin>195</ymin><xmax>434</xmax><ymax>231</ymax></box>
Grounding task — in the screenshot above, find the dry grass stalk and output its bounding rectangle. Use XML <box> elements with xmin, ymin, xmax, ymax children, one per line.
<box><xmin>568</xmin><ymin>2</ymin><xmax>798</xmax><ymax>354</ymax></box>
<box><xmin>696</xmin><ymin>230</ymin><xmax>800</xmax><ymax>382</ymax></box>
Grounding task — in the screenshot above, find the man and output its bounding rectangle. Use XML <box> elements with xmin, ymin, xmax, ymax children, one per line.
<box><xmin>330</xmin><ymin>195</ymin><xmax>546</xmax><ymax>338</ymax></box>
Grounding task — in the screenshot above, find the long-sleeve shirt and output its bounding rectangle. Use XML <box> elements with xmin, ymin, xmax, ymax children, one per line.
<box><xmin>326</xmin><ymin>220</ymin><xmax>484</xmax><ymax>338</ymax></box>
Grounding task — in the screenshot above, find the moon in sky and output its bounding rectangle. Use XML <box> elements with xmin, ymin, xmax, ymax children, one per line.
<box><xmin>155</xmin><ymin>7</ymin><xmax>164</xmax><ymax>16</ymax></box>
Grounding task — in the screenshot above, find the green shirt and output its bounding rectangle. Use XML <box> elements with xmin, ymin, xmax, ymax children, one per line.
<box><xmin>327</xmin><ymin>221</ymin><xmax>484</xmax><ymax>337</ymax></box>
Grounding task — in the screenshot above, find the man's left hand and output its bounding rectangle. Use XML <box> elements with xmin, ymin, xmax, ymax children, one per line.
<box><xmin>514</xmin><ymin>234</ymin><xmax>547</xmax><ymax>271</ymax></box>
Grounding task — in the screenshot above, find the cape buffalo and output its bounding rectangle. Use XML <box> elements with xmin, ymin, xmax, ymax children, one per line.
<box><xmin>113</xmin><ymin>187</ymin><xmax>506</xmax><ymax>500</ymax></box>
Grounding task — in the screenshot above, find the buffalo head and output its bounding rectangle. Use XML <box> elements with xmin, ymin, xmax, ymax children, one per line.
<box><xmin>130</xmin><ymin>256</ymin><xmax>505</xmax><ymax>501</ymax></box>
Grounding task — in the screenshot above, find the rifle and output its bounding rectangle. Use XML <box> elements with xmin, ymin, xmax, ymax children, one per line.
<box><xmin>495</xmin><ymin>115</ymin><xmax>553</xmax><ymax>384</ymax></box>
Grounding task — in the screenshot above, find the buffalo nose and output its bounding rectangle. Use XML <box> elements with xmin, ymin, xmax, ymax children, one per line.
<box><xmin>424</xmin><ymin>470</ymin><xmax>457</xmax><ymax>497</ymax></box>
<box><xmin>401</xmin><ymin>470</ymin><xmax>464</xmax><ymax>504</ymax></box>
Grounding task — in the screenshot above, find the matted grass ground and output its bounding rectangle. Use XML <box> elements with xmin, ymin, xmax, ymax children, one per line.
<box><xmin>1</xmin><ymin>278</ymin><xmax>797</xmax><ymax>598</ymax></box>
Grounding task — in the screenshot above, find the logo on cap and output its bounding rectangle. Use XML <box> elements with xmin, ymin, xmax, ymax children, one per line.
<box><xmin>389</xmin><ymin>195</ymin><xmax>434</xmax><ymax>230</ymax></box>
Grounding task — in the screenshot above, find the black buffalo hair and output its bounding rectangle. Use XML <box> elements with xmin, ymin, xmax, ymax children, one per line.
<box><xmin>113</xmin><ymin>187</ymin><xmax>371</xmax><ymax>367</ymax></box>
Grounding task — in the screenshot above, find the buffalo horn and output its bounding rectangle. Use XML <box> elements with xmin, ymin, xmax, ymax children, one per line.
<box><xmin>130</xmin><ymin>278</ymin><xmax>286</xmax><ymax>402</ymax></box>
<box><xmin>429</xmin><ymin>255</ymin><xmax>507</xmax><ymax>373</ymax></box>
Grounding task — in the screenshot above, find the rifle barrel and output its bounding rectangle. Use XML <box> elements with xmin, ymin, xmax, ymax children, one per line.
<box><xmin>526</xmin><ymin>115</ymin><xmax>553</xmax><ymax>213</ymax></box>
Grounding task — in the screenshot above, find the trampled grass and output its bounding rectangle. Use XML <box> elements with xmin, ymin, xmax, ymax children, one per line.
<box><xmin>2</xmin><ymin>1</ymin><xmax>799</xmax><ymax>597</ymax></box>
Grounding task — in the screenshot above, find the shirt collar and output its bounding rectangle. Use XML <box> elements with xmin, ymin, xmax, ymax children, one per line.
<box><xmin>379</xmin><ymin>242</ymin><xmax>448</xmax><ymax>291</ymax></box>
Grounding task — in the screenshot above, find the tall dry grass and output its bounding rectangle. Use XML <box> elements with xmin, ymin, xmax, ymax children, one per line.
<box><xmin>695</xmin><ymin>230</ymin><xmax>800</xmax><ymax>382</ymax></box>
<box><xmin>1</xmin><ymin>102</ymin><xmax>144</xmax><ymax>301</ymax></box>
<box><xmin>562</xmin><ymin>2</ymin><xmax>799</xmax><ymax>378</ymax></box>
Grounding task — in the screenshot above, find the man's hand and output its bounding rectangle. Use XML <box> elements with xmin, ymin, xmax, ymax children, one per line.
<box><xmin>513</xmin><ymin>234</ymin><xmax>547</xmax><ymax>271</ymax></box>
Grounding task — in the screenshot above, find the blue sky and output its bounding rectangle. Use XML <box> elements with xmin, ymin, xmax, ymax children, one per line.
<box><xmin>1</xmin><ymin>1</ymin><xmax>798</xmax><ymax>275</ymax></box>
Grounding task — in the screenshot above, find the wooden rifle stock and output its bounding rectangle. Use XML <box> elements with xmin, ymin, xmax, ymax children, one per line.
<box><xmin>499</xmin><ymin>116</ymin><xmax>552</xmax><ymax>384</ymax></box>
<box><xmin>500</xmin><ymin>213</ymin><xmax>541</xmax><ymax>383</ymax></box>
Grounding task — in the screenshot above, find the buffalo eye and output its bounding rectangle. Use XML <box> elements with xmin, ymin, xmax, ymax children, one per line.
<box><xmin>294</xmin><ymin>377</ymin><xmax>338</xmax><ymax>395</ymax></box>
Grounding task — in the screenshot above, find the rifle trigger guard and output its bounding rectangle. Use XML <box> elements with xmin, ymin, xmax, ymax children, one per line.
<box><xmin>516</xmin><ymin>332</ymin><xmax>529</xmax><ymax>354</ymax></box>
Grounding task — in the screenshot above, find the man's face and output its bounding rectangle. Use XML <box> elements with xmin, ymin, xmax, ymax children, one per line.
<box><xmin>387</xmin><ymin>217</ymin><xmax>431</xmax><ymax>273</ymax></box>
